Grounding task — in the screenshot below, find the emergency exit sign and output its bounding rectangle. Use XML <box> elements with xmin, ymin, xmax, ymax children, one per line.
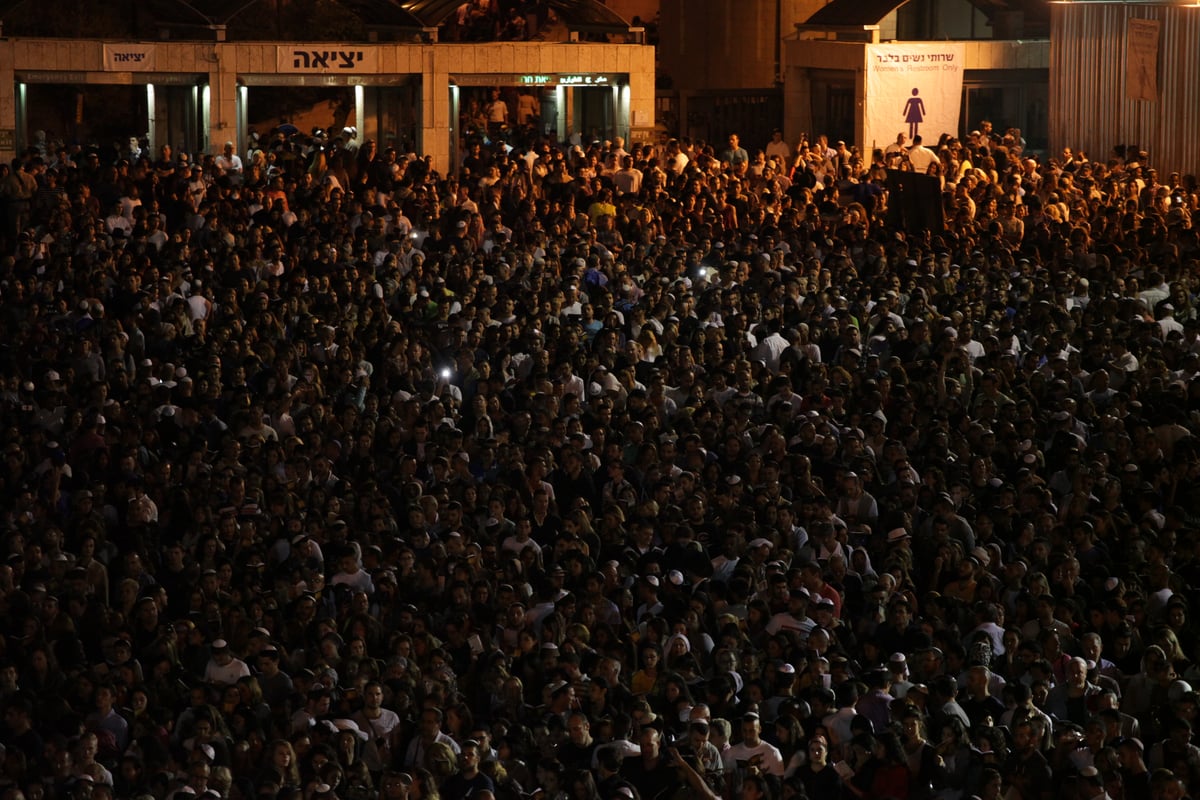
<box><xmin>518</xmin><ymin>74</ymin><xmax>614</xmax><ymax>86</ymax></box>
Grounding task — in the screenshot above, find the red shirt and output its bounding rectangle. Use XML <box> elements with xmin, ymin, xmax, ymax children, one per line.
<box><xmin>816</xmin><ymin>582</ymin><xmax>843</xmax><ymax>618</ymax></box>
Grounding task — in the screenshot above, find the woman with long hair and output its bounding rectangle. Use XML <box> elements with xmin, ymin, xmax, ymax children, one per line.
<box><xmin>936</xmin><ymin>718</ymin><xmax>976</xmax><ymax>800</ymax></box>
<box><xmin>424</xmin><ymin>741</ymin><xmax>458</xmax><ymax>782</ymax></box>
<box><xmin>1153</xmin><ymin>624</ymin><xmax>1191</xmax><ymax>674</ymax></box>
<box><xmin>235</xmin><ymin>674</ymin><xmax>272</xmax><ymax>729</ymax></box>
<box><xmin>677</xmin><ymin>607</ymin><xmax>714</xmax><ymax>658</ymax></box>
<box><xmin>410</xmin><ymin>767</ymin><xmax>441</xmax><ymax>800</ymax></box>
<box><xmin>631</xmin><ymin>642</ymin><xmax>662</xmax><ymax>696</ymax></box>
<box><xmin>659</xmin><ymin>672</ymin><xmax>694</xmax><ymax>721</ymax></box>
<box><xmin>773</xmin><ymin>715</ymin><xmax>807</xmax><ymax>778</ymax></box>
<box><xmin>22</xmin><ymin>643</ymin><xmax>65</xmax><ymax>700</ymax></box>
<box><xmin>636</xmin><ymin>327</ymin><xmax>663</xmax><ymax>362</ymax></box>
<box><xmin>745</xmin><ymin>599</ymin><xmax>772</xmax><ymax>646</ymax></box>
<box><xmin>1124</xmin><ymin>644</ymin><xmax>1174</xmax><ymax>720</ymax></box>
<box><xmin>567</xmin><ymin>769</ymin><xmax>601</xmax><ymax>800</ymax></box>
<box><xmin>899</xmin><ymin>709</ymin><xmax>944</xmax><ymax>800</ymax></box>
<box><xmin>260</xmin><ymin>739</ymin><xmax>302</xmax><ymax>787</ymax></box>
<box><xmin>844</xmin><ymin>731</ymin><xmax>910</xmax><ymax>800</ymax></box>
<box><xmin>333</xmin><ymin>724</ymin><xmax>374</xmax><ymax>800</ymax></box>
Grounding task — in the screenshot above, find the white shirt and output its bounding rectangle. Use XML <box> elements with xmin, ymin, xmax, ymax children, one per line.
<box><xmin>753</xmin><ymin>332</ymin><xmax>790</xmax><ymax>371</ymax></box>
<box><xmin>215</xmin><ymin>152</ymin><xmax>244</xmax><ymax>174</ymax></box>
<box><xmin>765</xmin><ymin>612</ymin><xmax>815</xmax><ymax>636</ymax></box>
<box><xmin>105</xmin><ymin>213</ymin><xmax>132</xmax><ymax>235</ymax></box>
<box><xmin>614</xmin><ymin>167</ymin><xmax>643</xmax><ymax>195</ymax></box>
<box><xmin>486</xmin><ymin>99</ymin><xmax>509</xmax><ymax>123</ymax></box>
<box><xmin>723</xmin><ymin>740</ymin><xmax>785</xmax><ymax>777</ymax></box>
<box><xmin>204</xmin><ymin>655</ymin><xmax>251</xmax><ymax>686</ymax></box>
<box><xmin>765</xmin><ymin>139</ymin><xmax>791</xmax><ymax>165</ymax></box>
<box><xmin>187</xmin><ymin>294</ymin><xmax>211</xmax><ymax>321</ymax></box>
<box><xmin>332</xmin><ymin>567</ymin><xmax>375</xmax><ymax>595</ymax></box>
<box><xmin>907</xmin><ymin>145</ymin><xmax>938</xmax><ymax>174</ymax></box>
<box><xmin>357</xmin><ymin>707</ymin><xmax>401</xmax><ymax>738</ymax></box>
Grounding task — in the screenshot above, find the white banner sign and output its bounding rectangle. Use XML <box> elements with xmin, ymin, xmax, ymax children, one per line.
<box><xmin>275</xmin><ymin>46</ymin><xmax>377</xmax><ymax>73</ymax></box>
<box><xmin>1126</xmin><ymin>18</ymin><xmax>1160</xmax><ymax>102</ymax></box>
<box><xmin>865</xmin><ymin>43</ymin><xmax>964</xmax><ymax>155</ymax></box>
<box><xmin>102</xmin><ymin>43</ymin><xmax>156</xmax><ymax>71</ymax></box>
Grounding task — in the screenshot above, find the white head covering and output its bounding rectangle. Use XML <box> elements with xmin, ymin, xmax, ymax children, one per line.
<box><xmin>664</xmin><ymin>632</ymin><xmax>692</xmax><ymax>662</ymax></box>
<box><xmin>851</xmin><ymin>546</ymin><xmax>878</xmax><ymax>580</ymax></box>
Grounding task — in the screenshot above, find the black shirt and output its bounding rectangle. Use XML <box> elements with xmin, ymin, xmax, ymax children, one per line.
<box><xmin>798</xmin><ymin>764</ymin><xmax>842</xmax><ymax>800</ymax></box>
<box><xmin>621</xmin><ymin>756</ymin><xmax>676</xmax><ymax>800</ymax></box>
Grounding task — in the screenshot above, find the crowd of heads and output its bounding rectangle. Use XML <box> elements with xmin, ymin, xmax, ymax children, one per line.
<box><xmin>444</xmin><ymin>1</ymin><xmax>657</xmax><ymax>45</ymax></box>
<box><xmin>448</xmin><ymin>1</ymin><xmax>554</xmax><ymax>43</ymax></box>
<box><xmin>0</xmin><ymin>112</ymin><xmax>1197</xmax><ymax>800</ymax></box>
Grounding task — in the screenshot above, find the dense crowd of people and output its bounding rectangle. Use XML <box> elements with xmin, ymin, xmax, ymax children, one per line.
<box><xmin>0</xmin><ymin>112</ymin><xmax>1198</xmax><ymax>800</ymax></box>
<box><xmin>445</xmin><ymin>0</ymin><xmax>654</xmax><ymax>43</ymax></box>
<box><xmin>447</xmin><ymin>1</ymin><xmax>558</xmax><ymax>42</ymax></box>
